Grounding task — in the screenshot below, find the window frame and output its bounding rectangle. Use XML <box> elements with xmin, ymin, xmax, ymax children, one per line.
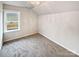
<box><xmin>4</xmin><ymin>10</ymin><xmax>20</xmax><ymax>32</ymax></box>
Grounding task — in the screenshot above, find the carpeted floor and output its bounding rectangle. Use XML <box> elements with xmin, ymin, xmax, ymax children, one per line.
<box><xmin>0</xmin><ymin>34</ymin><xmax>78</xmax><ymax>57</ymax></box>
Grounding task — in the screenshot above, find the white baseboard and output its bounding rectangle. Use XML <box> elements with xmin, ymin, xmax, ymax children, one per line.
<box><xmin>39</xmin><ymin>32</ymin><xmax>79</xmax><ymax>56</ymax></box>
<box><xmin>4</xmin><ymin>32</ymin><xmax>38</xmax><ymax>42</ymax></box>
<box><xmin>0</xmin><ymin>43</ymin><xmax>2</xmax><ymax>50</ymax></box>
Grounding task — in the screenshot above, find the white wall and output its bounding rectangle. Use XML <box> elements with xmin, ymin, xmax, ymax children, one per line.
<box><xmin>38</xmin><ymin>11</ymin><xmax>79</xmax><ymax>55</ymax></box>
<box><xmin>4</xmin><ymin>4</ymin><xmax>38</xmax><ymax>42</ymax></box>
<box><xmin>0</xmin><ymin>2</ymin><xmax>3</xmax><ymax>49</ymax></box>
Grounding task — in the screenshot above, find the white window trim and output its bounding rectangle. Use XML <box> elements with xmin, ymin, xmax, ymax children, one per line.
<box><xmin>4</xmin><ymin>10</ymin><xmax>20</xmax><ymax>32</ymax></box>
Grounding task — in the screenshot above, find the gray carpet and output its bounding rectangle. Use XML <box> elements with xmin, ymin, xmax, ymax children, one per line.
<box><xmin>0</xmin><ymin>34</ymin><xmax>78</xmax><ymax>57</ymax></box>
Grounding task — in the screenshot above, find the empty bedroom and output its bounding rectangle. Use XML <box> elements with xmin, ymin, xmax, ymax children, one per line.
<box><xmin>0</xmin><ymin>1</ymin><xmax>79</xmax><ymax>57</ymax></box>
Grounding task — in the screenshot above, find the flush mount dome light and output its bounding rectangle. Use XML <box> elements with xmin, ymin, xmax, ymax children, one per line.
<box><xmin>30</xmin><ymin>1</ymin><xmax>41</xmax><ymax>7</ymax></box>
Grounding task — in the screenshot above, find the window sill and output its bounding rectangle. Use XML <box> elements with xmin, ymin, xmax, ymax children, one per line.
<box><xmin>4</xmin><ymin>29</ymin><xmax>20</xmax><ymax>33</ymax></box>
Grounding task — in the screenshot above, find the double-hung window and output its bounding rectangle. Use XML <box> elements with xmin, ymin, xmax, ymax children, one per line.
<box><xmin>4</xmin><ymin>10</ymin><xmax>20</xmax><ymax>32</ymax></box>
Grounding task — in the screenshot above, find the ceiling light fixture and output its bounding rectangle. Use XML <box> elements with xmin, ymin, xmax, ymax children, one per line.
<box><xmin>30</xmin><ymin>1</ymin><xmax>41</xmax><ymax>7</ymax></box>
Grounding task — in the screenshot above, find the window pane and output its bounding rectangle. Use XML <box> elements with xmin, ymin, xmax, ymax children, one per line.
<box><xmin>4</xmin><ymin>11</ymin><xmax>20</xmax><ymax>32</ymax></box>
<box><xmin>7</xmin><ymin>13</ymin><xmax>18</xmax><ymax>21</ymax></box>
<box><xmin>7</xmin><ymin>22</ymin><xmax>18</xmax><ymax>30</ymax></box>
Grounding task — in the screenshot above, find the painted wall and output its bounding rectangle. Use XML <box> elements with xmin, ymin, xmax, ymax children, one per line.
<box><xmin>4</xmin><ymin>4</ymin><xmax>38</xmax><ymax>42</ymax></box>
<box><xmin>38</xmin><ymin>11</ymin><xmax>79</xmax><ymax>55</ymax></box>
<box><xmin>0</xmin><ymin>3</ymin><xmax>3</xmax><ymax>49</ymax></box>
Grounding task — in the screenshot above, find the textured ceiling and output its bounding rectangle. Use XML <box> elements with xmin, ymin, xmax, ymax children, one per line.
<box><xmin>33</xmin><ymin>1</ymin><xmax>79</xmax><ymax>15</ymax></box>
<box><xmin>3</xmin><ymin>1</ymin><xmax>36</xmax><ymax>8</ymax></box>
<box><xmin>3</xmin><ymin>1</ymin><xmax>79</xmax><ymax>15</ymax></box>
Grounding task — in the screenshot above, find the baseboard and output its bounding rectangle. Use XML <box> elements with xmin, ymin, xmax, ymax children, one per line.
<box><xmin>0</xmin><ymin>43</ymin><xmax>2</xmax><ymax>50</ymax></box>
<box><xmin>39</xmin><ymin>32</ymin><xmax>79</xmax><ymax>56</ymax></box>
<box><xmin>4</xmin><ymin>32</ymin><xmax>38</xmax><ymax>43</ymax></box>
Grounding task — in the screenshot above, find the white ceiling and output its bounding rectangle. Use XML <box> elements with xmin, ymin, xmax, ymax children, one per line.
<box><xmin>33</xmin><ymin>1</ymin><xmax>79</xmax><ymax>15</ymax></box>
<box><xmin>3</xmin><ymin>1</ymin><xmax>36</xmax><ymax>8</ymax></box>
<box><xmin>3</xmin><ymin>1</ymin><xmax>79</xmax><ymax>15</ymax></box>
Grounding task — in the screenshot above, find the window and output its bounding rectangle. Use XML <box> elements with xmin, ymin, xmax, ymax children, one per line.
<box><xmin>4</xmin><ymin>10</ymin><xmax>20</xmax><ymax>32</ymax></box>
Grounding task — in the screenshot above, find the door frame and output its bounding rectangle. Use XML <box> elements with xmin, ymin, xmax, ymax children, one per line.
<box><xmin>0</xmin><ymin>2</ymin><xmax>3</xmax><ymax>49</ymax></box>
